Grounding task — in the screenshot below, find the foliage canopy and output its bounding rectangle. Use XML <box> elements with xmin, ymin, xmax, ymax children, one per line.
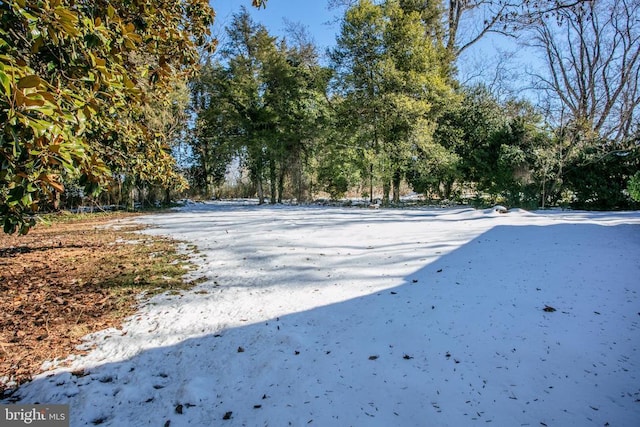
<box><xmin>0</xmin><ymin>0</ymin><xmax>215</xmax><ymax>233</ymax></box>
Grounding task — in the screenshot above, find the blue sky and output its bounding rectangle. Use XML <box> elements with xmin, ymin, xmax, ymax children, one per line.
<box><xmin>210</xmin><ymin>0</ymin><xmax>342</xmax><ymax>57</ymax></box>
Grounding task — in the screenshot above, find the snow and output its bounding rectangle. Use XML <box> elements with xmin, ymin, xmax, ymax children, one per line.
<box><xmin>5</xmin><ymin>202</ymin><xmax>640</xmax><ymax>426</ymax></box>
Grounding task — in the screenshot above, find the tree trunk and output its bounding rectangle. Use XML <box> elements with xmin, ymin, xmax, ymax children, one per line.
<box><xmin>369</xmin><ymin>163</ymin><xmax>374</xmax><ymax>203</ymax></box>
<box><xmin>382</xmin><ymin>180</ymin><xmax>391</xmax><ymax>206</ymax></box>
<box><xmin>202</xmin><ymin>146</ymin><xmax>210</xmax><ymax>198</ymax></box>
<box><xmin>256</xmin><ymin>175</ymin><xmax>265</xmax><ymax>205</ymax></box>
<box><xmin>129</xmin><ymin>187</ymin><xmax>135</xmax><ymax>211</ymax></box>
<box><xmin>52</xmin><ymin>190</ymin><xmax>61</xmax><ymax>211</ymax></box>
<box><xmin>295</xmin><ymin>156</ymin><xmax>303</xmax><ymax>203</ymax></box>
<box><xmin>392</xmin><ymin>169</ymin><xmax>401</xmax><ymax>204</ymax></box>
<box><xmin>115</xmin><ymin>176</ymin><xmax>122</xmax><ymax>207</ymax></box>
<box><xmin>269</xmin><ymin>158</ymin><xmax>277</xmax><ymax>204</ymax></box>
<box><xmin>277</xmin><ymin>168</ymin><xmax>284</xmax><ymax>204</ymax></box>
<box><xmin>443</xmin><ymin>179</ymin><xmax>454</xmax><ymax>200</ymax></box>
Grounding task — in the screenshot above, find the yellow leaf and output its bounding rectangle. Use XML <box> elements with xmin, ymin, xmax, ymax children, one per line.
<box><xmin>60</xmin><ymin>22</ymin><xmax>80</xmax><ymax>37</ymax></box>
<box><xmin>54</xmin><ymin>7</ymin><xmax>78</xmax><ymax>25</ymax></box>
<box><xmin>123</xmin><ymin>75</ymin><xmax>135</xmax><ymax>89</ymax></box>
<box><xmin>48</xmin><ymin>27</ymin><xmax>59</xmax><ymax>45</ymax></box>
<box><xmin>126</xmin><ymin>33</ymin><xmax>142</xmax><ymax>44</ymax></box>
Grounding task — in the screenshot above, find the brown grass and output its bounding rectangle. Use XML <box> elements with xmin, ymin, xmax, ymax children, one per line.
<box><xmin>0</xmin><ymin>211</ymin><xmax>200</xmax><ymax>395</ymax></box>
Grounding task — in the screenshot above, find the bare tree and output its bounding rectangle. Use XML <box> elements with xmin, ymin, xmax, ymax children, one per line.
<box><xmin>526</xmin><ymin>0</ymin><xmax>640</xmax><ymax>144</ymax></box>
<box><xmin>445</xmin><ymin>0</ymin><xmax>518</xmax><ymax>55</ymax></box>
<box><xmin>459</xmin><ymin>45</ymin><xmax>523</xmax><ymax>100</ymax></box>
<box><xmin>329</xmin><ymin>1</ymin><xmax>590</xmax><ymax>57</ymax></box>
<box><xmin>328</xmin><ymin>0</ymin><xmax>514</xmax><ymax>55</ymax></box>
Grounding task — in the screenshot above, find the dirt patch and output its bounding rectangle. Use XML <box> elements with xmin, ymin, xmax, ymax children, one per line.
<box><xmin>0</xmin><ymin>211</ymin><xmax>198</xmax><ymax>395</ymax></box>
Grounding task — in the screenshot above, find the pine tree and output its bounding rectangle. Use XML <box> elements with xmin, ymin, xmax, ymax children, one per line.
<box><xmin>330</xmin><ymin>0</ymin><xmax>456</xmax><ymax>204</ymax></box>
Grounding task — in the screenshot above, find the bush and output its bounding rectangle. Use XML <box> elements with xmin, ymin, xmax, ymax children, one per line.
<box><xmin>628</xmin><ymin>172</ymin><xmax>640</xmax><ymax>202</ymax></box>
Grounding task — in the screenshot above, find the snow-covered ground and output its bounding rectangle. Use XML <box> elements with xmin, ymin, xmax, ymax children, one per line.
<box><xmin>6</xmin><ymin>202</ymin><xmax>640</xmax><ymax>426</ymax></box>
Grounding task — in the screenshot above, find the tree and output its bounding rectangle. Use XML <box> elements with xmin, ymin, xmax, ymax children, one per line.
<box><xmin>330</xmin><ymin>0</ymin><xmax>386</xmax><ymax>203</ymax></box>
<box><xmin>221</xmin><ymin>10</ymin><xmax>276</xmax><ymax>203</ymax></box>
<box><xmin>490</xmin><ymin>111</ymin><xmax>550</xmax><ymax>206</ymax></box>
<box><xmin>430</xmin><ymin>85</ymin><xmax>555</xmax><ymax>207</ymax></box>
<box><xmin>1</xmin><ymin>0</ymin><xmax>215</xmax><ymax>233</ymax></box>
<box><xmin>329</xmin><ymin>1</ymin><xmax>591</xmax><ymax>57</ymax></box>
<box><xmin>191</xmin><ymin>8</ymin><xmax>329</xmax><ymax>204</ymax></box>
<box><xmin>439</xmin><ymin>85</ymin><xmax>504</xmax><ymax>191</ymax></box>
<box><xmin>263</xmin><ymin>30</ymin><xmax>331</xmax><ymax>203</ymax></box>
<box><xmin>563</xmin><ymin>140</ymin><xmax>640</xmax><ymax>209</ymax></box>
<box><xmin>189</xmin><ymin>62</ymin><xmax>238</xmax><ymax>198</ymax></box>
<box><xmin>518</xmin><ymin>0</ymin><xmax>640</xmax><ymax>208</ymax></box>
<box><xmin>330</xmin><ymin>0</ymin><xmax>455</xmax><ymax>205</ymax></box>
<box><xmin>527</xmin><ymin>0</ymin><xmax>640</xmax><ymax>145</ymax></box>
<box><xmin>383</xmin><ymin>0</ymin><xmax>456</xmax><ymax>203</ymax></box>
<box><xmin>316</xmin><ymin>90</ymin><xmax>368</xmax><ymax>199</ymax></box>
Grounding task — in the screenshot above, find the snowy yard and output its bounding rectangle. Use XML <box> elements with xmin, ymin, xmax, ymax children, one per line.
<box><xmin>7</xmin><ymin>202</ymin><xmax>640</xmax><ymax>426</ymax></box>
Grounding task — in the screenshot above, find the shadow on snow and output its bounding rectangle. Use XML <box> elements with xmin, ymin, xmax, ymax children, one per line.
<box><xmin>6</xmin><ymin>218</ymin><xmax>640</xmax><ymax>427</ymax></box>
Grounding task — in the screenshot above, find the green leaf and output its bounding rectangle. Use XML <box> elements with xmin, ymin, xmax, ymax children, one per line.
<box><xmin>0</xmin><ymin>69</ymin><xmax>10</xmax><ymax>98</ymax></box>
<box><xmin>21</xmin><ymin>193</ymin><xmax>32</xmax><ymax>207</ymax></box>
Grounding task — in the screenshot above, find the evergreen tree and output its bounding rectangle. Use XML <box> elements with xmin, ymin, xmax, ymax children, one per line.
<box><xmin>330</xmin><ymin>0</ymin><xmax>455</xmax><ymax>205</ymax></box>
<box><xmin>189</xmin><ymin>62</ymin><xmax>238</xmax><ymax>198</ymax></box>
<box><xmin>191</xmin><ymin>8</ymin><xmax>329</xmax><ymax>203</ymax></box>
